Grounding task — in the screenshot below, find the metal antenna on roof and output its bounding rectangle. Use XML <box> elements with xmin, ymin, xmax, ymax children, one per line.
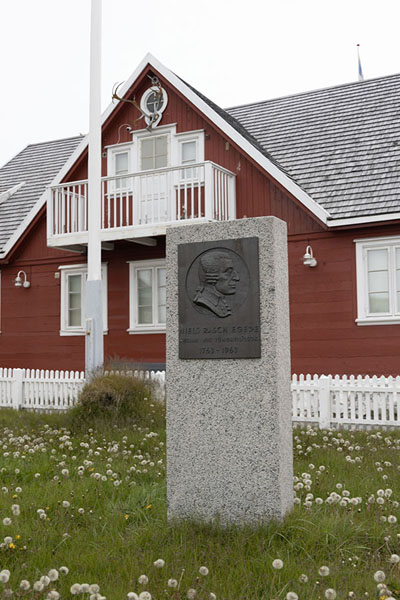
<box><xmin>357</xmin><ymin>44</ymin><xmax>364</xmax><ymax>82</ymax></box>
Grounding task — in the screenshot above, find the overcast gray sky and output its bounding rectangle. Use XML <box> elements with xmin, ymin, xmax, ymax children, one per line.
<box><xmin>1</xmin><ymin>0</ymin><xmax>399</xmax><ymax>167</ymax></box>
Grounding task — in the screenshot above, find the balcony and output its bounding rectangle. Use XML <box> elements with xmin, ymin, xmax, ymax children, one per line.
<box><xmin>47</xmin><ymin>162</ymin><xmax>236</xmax><ymax>248</ymax></box>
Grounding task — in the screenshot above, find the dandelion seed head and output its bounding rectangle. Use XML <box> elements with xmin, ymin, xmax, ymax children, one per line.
<box><xmin>187</xmin><ymin>590</ymin><xmax>197</xmax><ymax>599</ymax></box>
<box><xmin>373</xmin><ymin>571</ymin><xmax>386</xmax><ymax>583</ymax></box>
<box><xmin>390</xmin><ymin>554</ymin><xmax>400</xmax><ymax>564</ymax></box>
<box><xmin>272</xmin><ymin>559</ymin><xmax>283</xmax><ymax>570</ymax></box>
<box><xmin>319</xmin><ymin>566</ymin><xmax>330</xmax><ymax>576</ymax></box>
<box><xmin>127</xmin><ymin>594</ymin><xmax>139</xmax><ymax>600</ymax></box>
<box><xmin>138</xmin><ymin>575</ymin><xmax>148</xmax><ymax>585</ymax></box>
<box><xmin>167</xmin><ymin>579</ymin><xmax>178</xmax><ymax>588</ymax></box>
<box><xmin>48</xmin><ymin>569</ymin><xmax>59</xmax><ymax>581</ymax></box>
<box><xmin>153</xmin><ymin>559</ymin><xmax>165</xmax><ymax>568</ymax></box>
<box><xmin>70</xmin><ymin>583</ymin><xmax>82</xmax><ymax>594</ymax></box>
<box><xmin>199</xmin><ymin>566</ymin><xmax>209</xmax><ymax>576</ymax></box>
<box><xmin>0</xmin><ymin>570</ymin><xmax>10</xmax><ymax>583</ymax></box>
<box><xmin>138</xmin><ymin>593</ymin><xmax>151</xmax><ymax>600</ymax></box>
<box><xmin>19</xmin><ymin>580</ymin><xmax>30</xmax><ymax>591</ymax></box>
<box><xmin>325</xmin><ymin>589</ymin><xmax>337</xmax><ymax>600</ymax></box>
<box><xmin>33</xmin><ymin>581</ymin><xmax>44</xmax><ymax>592</ymax></box>
<box><xmin>299</xmin><ymin>574</ymin><xmax>308</xmax><ymax>583</ymax></box>
<box><xmin>286</xmin><ymin>593</ymin><xmax>298</xmax><ymax>600</ymax></box>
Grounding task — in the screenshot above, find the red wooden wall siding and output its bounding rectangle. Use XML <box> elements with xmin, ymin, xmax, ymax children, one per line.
<box><xmin>1</xmin><ymin>65</ymin><xmax>399</xmax><ymax>375</ymax></box>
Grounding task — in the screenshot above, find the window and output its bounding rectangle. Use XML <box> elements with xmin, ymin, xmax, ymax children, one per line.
<box><xmin>128</xmin><ymin>260</ymin><xmax>166</xmax><ymax>333</ymax></box>
<box><xmin>140</xmin><ymin>86</ymin><xmax>168</xmax><ymax>128</ymax></box>
<box><xmin>60</xmin><ymin>265</ymin><xmax>108</xmax><ymax>335</ymax></box>
<box><xmin>107</xmin><ymin>144</ymin><xmax>133</xmax><ymax>192</ymax></box>
<box><xmin>355</xmin><ymin>237</ymin><xmax>400</xmax><ymax>325</ymax></box>
<box><xmin>140</xmin><ymin>135</ymin><xmax>168</xmax><ymax>171</ymax></box>
<box><xmin>115</xmin><ymin>151</ymin><xmax>129</xmax><ymax>189</ymax></box>
<box><xmin>180</xmin><ymin>140</ymin><xmax>198</xmax><ymax>180</ymax></box>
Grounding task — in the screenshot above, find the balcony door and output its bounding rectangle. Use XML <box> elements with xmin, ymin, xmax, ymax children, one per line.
<box><xmin>137</xmin><ymin>134</ymin><xmax>169</xmax><ymax>224</ymax></box>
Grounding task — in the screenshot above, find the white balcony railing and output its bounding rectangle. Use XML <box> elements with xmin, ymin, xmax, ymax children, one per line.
<box><xmin>47</xmin><ymin>162</ymin><xmax>236</xmax><ymax>245</ymax></box>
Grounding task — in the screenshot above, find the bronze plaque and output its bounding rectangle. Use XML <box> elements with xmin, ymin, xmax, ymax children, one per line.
<box><xmin>178</xmin><ymin>237</ymin><xmax>261</xmax><ymax>359</ymax></box>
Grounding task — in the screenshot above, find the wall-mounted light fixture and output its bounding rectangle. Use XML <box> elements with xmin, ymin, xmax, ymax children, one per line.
<box><xmin>14</xmin><ymin>270</ymin><xmax>30</xmax><ymax>288</ymax></box>
<box><xmin>302</xmin><ymin>245</ymin><xmax>317</xmax><ymax>268</ymax></box>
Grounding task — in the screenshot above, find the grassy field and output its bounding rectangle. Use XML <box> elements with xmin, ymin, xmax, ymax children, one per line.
<box><xmin>0</xmin><ymin>408</ymin><xmax>400</xmax><ymax>599</ymax></box>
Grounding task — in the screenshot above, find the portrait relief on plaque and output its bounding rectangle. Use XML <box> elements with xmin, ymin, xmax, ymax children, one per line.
<box><xmin>187</xmin><ymin>248</ymin><xmax>250</xmax><ymax>319</ymax></box>
<box><xmin>178</xmin><ymin>237</ymin><xmax>260</xmax><ymax>359</ymax></box>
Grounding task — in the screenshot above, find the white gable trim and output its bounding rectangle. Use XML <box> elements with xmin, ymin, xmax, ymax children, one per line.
<box><xmin>328</xmin><ymin>212</ymin><xmax>400</xmax><ymax>227</ymax></box>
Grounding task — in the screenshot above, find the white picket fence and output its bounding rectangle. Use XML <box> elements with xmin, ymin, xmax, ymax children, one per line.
<box><xmin>1</xmin><ymin>369</ymin><xmax>400</xmax><ymax>428</ymax></box>
<box><xmin>292</xmin><ymin>374</ymin><xmax>400</xmax><ymax>428</ymax></box>
<box><xmin>0</xmin><ymin>368</ymin><xmax>166</xmax><ymax>412</ymax></box>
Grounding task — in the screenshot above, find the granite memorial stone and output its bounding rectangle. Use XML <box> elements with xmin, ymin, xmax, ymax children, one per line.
<box><xmin>166</xmin><ymin>217</ymin><xmax>293</xmax><ymax>525</ymax></box>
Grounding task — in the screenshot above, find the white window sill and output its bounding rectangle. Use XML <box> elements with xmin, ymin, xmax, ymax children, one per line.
<box><xmin>59</xmin><ymin>330</ymin><xmax>109</xmax><ymax>336</ymax></box>
<box><xmin>127</xmin><ymin>328</ymin><xmax>166</xmax><ymax>335</ymax></box>
<box><xmin>356</xmin><ymin>318</ymin><xmax>400</xmax><ymax>326</ymax></box>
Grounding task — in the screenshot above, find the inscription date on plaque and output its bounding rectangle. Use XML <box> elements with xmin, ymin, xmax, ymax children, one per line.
<box><xmin>178</xmin><ymin>237</ymin><xmax>261</xmax><ymax>359</ymax></box>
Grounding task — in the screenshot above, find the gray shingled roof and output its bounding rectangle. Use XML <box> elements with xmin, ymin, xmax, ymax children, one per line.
<box><xmin>226</xmin><ymin>74</ymin><xmax>400</xmax><ymax>220</ymax></box>
<box><xmin>0</xmin><ymin>136</ymin><xmax>83</xmax><ymax>254</ymax></box>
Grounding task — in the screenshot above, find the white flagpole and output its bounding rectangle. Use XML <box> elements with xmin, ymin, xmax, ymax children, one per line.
<box><xmin>85</xmin><ymin>0</ymin><xmax>104</xmax><ymax>378</ymax></box>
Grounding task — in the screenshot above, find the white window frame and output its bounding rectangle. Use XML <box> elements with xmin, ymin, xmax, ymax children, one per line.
<box><xmin>59</xmin><ymin>264</ymin><xmax>108</xmax><ymax>336</ymax></box>
<box><xmin>140</xmin><ymin>86</ymin><xmax>168</xmax><ymax>128</ymax></box>
<box><xmin>355</xmin><ymin>236</ymin><xmax>400</xmax><ymax>325</ymax></box>
<box><xmin>128</xmin><ymin>259</ymin><xmax>166</xmax><ymax>334</ymax></box>
<box><xmin>106</xmin><ymin>126</ymin><xmax>205</xmax><ymax>177</ymax></box>
<box><xmin>176</xmin><ymin>130</ymin><xmax>205</xmax><ymax>182</ymax></box>
<box><xmin>106</xmin><ymin>143</ymin><xmax>134</xmax><ymax>192</ymax></box>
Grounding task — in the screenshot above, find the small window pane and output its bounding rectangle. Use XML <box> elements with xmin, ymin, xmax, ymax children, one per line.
<box><xmin>368</xmin><ymin>249</ymin><xmax>388</xmax><ymax>271</ymax></box>
<box><xmin>368</xmin><ymin>270</ymin><xmax>389</xmax><ymax>293</ymax></box>
<box><xmin>69</xmin><ymin>293</ymin><xmax>81</xmax><ymax>310</ymax></box>
<box><xmin>68</xmin><ymin>308</ymin><xmax>81</xmax><ymax>327</ymax></box>
<box><xmin>137</xmin><ymin>269</ymin><xmax>152</xmax><ymax>324</ymax></box>
<box><xmin>369</xmin><ymin>292</ymin><xmax>390</xmax><ymax>313</ymax></box>
<box><xmin>141</xmin><ymin>139</ymin><xmax>153</xmax><ymax>159</ymax></box>
<box><xmin>158</xmin><ymin>305</ymin><xmax>166</xmax><ymax>323</ymax></box>
<box><xmin>138</xmin><ymin>306</ymin><xmax>153</xmax><ymax>324</ymax></box>
<box><xmin>155</xmin><ymin>154</ymin><xmax>167</xmax><ymax>169</ymax></box>
<box><xmin>157</xmin><ymin>268</ymin><xmax>166</xmax><ymax>287</ymax></box>
<box><xmin>396</xmin><ymin>248</ymin><xmax>400</xmax><ymax>268</ymax></box>
<box><xmin>182</xmin><ymin>141</ymin><xmax>196</xmax><ymax>163</ymax></box>
<box><xmin>68</xmin><ymin>274</ymin><xmax>81</xmax><ymax>293</ymax></box>
<box><xmin>138</xmin><ymin>269</ymin><xmax>152</xmax><ymax>287</ymax></box>
<box><xmin>115</xmin><ymin>152</ymin><xmax>128</xmax><ymax>174</ymax></box>
<box><xmin>155</xmin><ymin>136</ymin><xmax>167</xmax><ymax>155</ymax></box>
<box><xmin>146</xmin><ymin>91</ymin><xmax>163</xmax><ymax>113</ymax></box>
<box><xmin>141</xmin><ymin>156</ymin><xmax>153</xmax><ymax>171</ymax></box>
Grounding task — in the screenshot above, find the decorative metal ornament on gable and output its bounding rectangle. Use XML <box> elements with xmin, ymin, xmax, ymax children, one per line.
<box><xmin>112</xmin><ymin>75</ymin><xmax>168</xmax><ymax>131</ymax></box>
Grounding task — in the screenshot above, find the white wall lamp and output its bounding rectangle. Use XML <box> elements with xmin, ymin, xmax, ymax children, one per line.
<box><xmin>302</xmin><ymin>245</ymin><xmax>317</xmax><ymax>267</ymax></box>
<box><xmin>14</xmin><ymin>270</ymin><xmax>30</xmax><ymax>288</ymax></box>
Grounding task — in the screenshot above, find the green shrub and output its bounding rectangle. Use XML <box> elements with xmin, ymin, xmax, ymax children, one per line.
<box><xmin>69</xmin><ymin>372</ymin><xmax>165</xmax><ymax>428</ymax></box>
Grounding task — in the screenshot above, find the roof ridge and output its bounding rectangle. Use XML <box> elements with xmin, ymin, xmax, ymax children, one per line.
<box><xmin>225</xmin><ymin>72</ymin><xmax>400</xmax><ymax>111</ymax></box>
<box><xmin>25</xmin><ymin>134</ymin><xmax>84</xmax><ymax>149</ymax></box>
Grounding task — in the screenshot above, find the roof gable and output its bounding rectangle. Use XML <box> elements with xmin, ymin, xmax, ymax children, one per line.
<box><xmin>0</xmin><ymin>136</ymin><xmax>84</xmax><ymax>258</ymax></box>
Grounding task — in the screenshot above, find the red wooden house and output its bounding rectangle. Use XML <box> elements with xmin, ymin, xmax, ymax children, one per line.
<box><xmin>1</xmin><ymin>54</ymin><xmax>399</xmax><ymax>375</ymax></box>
